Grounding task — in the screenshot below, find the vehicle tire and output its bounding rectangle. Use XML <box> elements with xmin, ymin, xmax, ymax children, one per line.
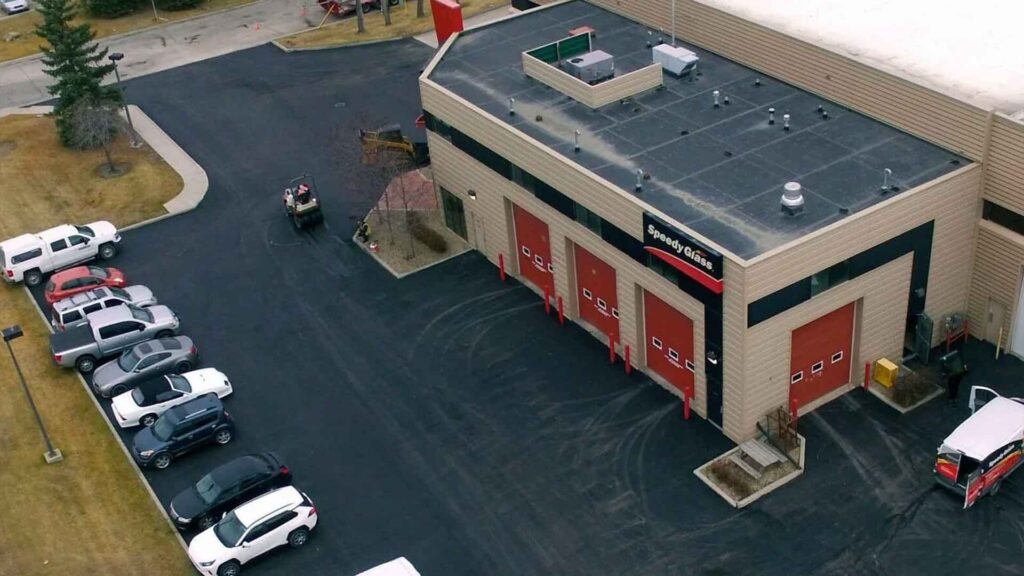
<box><xmin>140</xmin><ymin>413</ymin><xmax>158</xmax><ymax>427</ymax></box>
<box><xmin>217</xmin><ymin>560</ymin><xmax>241</xmax><ymax>576</ymax></box>
<box><xmin>991</xmin><ymin>479</ymin><xmax>1003</xmax><ymax>496</ymax></box>
<box><xmin>388</xmin><ymin>0</ymin><xmax>399</xmax><ymax>5</ymax></box>
<box><xmin>153</xmin><ymin>452</ymin><xmax>172</xmax><ymax>470</ymax></box>
<box><xmin>288</xmin><ymin>527</ymin><xmax>310</xmax><ymax>548</ymax></box>
<box><xmin>24</xmin><ymin>269</ymin><xmax>43</xmax><ymax>287</ymax></box>
<box><xmin>197</xmin><ymin>514</ymin><xmax>216</xmax><ymax>530</ymax></box>
<box><xmin>174</xmin><ymin>360</ymin><xmax>193</xmax><ymax>374</ymax></box>
<box><xmin>361</xmin><ymin>2</ymin><xmax>372</xmax><ymax>13</ymax></box>
<box><xmin>155</xmin><ymin>330</ymin><xmax>174</xmax><ymax>339</ymax></box>
<box><xmin>76</xmin><ymin>355</ymin><xmax>97</xmax><ymax>374</ymax></box>
<box><xmin>98</xmin><ymin>242</ymin><xmax>117</xmax><ymax>260</ymax></box>
<box><xmin>293</xmin><ymin>213</ymin><xmax>304</xmax><ymax>229</ymax></box>
<box><xmin>111</xmin><ymin>384</ymin><xmax>128</xmax><ymax>397</ymax></box>
<box><xmin>214</xmin><ymin>429</ymin><xmax>233</xmax><ymax>445</ymax></box>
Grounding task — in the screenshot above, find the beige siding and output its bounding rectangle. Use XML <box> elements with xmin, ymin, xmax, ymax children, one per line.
<box><xmin>741</xmin><ymin>254</ymin><xmax>912</xmax><ymax>439</ymax></box>
<box><xmin>420</xmin><ymin>78</ymin><xmax>737</xmax><ymax>261</ymax></box>
<box><xmin>522</xmin><ymin>53</ymin><xmax>591</xmax><ymax>106</ymax></box>
<box><xmin>584</xmin><ymin>0</ymin><xmax>989</xmax><ymax>159</ymax></box>
<box><xmin>967</xmin><ymin>222</ymin><xmax>1024</xmax><ymax>347</ymax></box>
<box><xmin>428</xmin><ymin>132</ymin><xmax>731</xmax><ymax>419</ymax></box>
<box><xmin>745</xmin><ymin>166</ymin><xmax>981</xmax><ymax>307</ymax></box>
<box><xmin>522</xmin><ymin>53</ymin><xmax>663</xmax><ymax>109</ymax></box>
<box><xmin>984</xmin><ymin>114</ymin><xmax>1024</xmax><ymax>212</ymax></box>
<box><xmin>721</xmin><ymin>258</ymin><xmax>746</xmax><ymax>440</ymax></box>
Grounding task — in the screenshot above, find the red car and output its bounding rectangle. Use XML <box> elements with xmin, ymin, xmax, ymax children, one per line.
<box><xmin>44</xmin><ymin>266</ymin><xmax>126</xmax><ymax>305</ymax></box>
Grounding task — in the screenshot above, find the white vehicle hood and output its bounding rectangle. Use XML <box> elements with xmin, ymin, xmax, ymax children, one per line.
<box><xmin>123</xmin><ymin>285</ymin><xmax>156</xmax><ymax>306</ymax></box>
<box><xmin>85</xmin><ymin>220</ymin><xmax>120</xmax><ymax>242</ymax></box>
<box><xmin>188</xmin><ymin>526</ymin><xmax>231</xmax><ymax>566</ymax></box>
<box><xmin>185</xmin><ymin>368</ymin><xmax>230</xmax><ymax>396</ymax></box>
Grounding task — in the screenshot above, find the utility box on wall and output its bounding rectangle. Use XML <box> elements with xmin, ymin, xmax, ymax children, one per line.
<box><xmin>431</xmin><ymin>0</ymin><xmax>465</xmax><ymax>46</ymax></box>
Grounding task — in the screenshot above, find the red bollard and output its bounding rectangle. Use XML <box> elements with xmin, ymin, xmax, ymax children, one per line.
<box><xmin>863</xmin><ymin>361</ymin><xmax>871</xmax><ymax>389</ymax></box>
<box><xmin>557</xmin><ymin>296</ymin><xmax>564</xmax><ymax>325</ymax></box>
<box><xmin>624</xmin><ymin>345</ymin><xmax>632</xmax><ymax>374</ymax></box>
<box><xmin>498</xmin><ymin>253</ymin><xmax>506</xmax><ymax>282</ymax></box>
<box><xmin>608</xmin><ymin>334</ymin><xmax>616</xmax><ymax>364</ymax></box>
<box><xmin>790</xmin><ymin>397</ymin><xmax>800</xmax><ymax>426</ymax></box>
<box><xmin>683</xmin><ymin>396</ymin><xmax>691</xmax><ymax>420</ymax></box>
<box><xmin>544</xmin><ymin>287</ymin><xmax>551</xmax><ymax>315</ymax></box>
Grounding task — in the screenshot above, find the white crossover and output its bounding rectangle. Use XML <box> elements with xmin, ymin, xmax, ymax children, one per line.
<box><xmin>112</xmin><ymin>369</ymin><xmax>233</xmax><ymax>428</ymax></box>
<box><xmin>188</xmin><ymin>486</ymin><xmax>318</xmax><ymax>576</ymax></box>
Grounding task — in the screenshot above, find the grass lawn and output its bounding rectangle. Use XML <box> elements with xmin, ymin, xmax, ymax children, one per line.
<box><xmin>0</xmin><ymin>113</ymin><xmax>189</xmax><ymax>575</ymax></box>
<box><xmin>278</xmin><ymin>0</ymin><xmax>510</xmax><ymax>50</ymax></box>
<box><xmin>0</xmin><ymin>113</ymin><xmax>182</xmax><ymax>232</ymax></box>
<box><xmin>0</xmin><ymin>0</ymin><xmax>258</xmax><ymax>63</ymax></box>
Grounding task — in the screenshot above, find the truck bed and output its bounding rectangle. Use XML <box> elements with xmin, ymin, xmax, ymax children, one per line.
<box><xmin>49</xmin><ymin>324</ymin><xmax>94</xmax><ymax>354</ymax></box>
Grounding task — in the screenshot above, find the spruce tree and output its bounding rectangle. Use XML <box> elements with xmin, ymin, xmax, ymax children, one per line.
<box><xmin>35</xmin><ymin>0</ymin><xmax>121</xmax><ymax>147</ymax></box>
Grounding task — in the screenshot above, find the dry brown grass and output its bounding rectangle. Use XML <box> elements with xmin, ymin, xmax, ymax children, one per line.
<box><xmin>278</xmin><ymin>0</ymin><xmax>510</xmax><ymax>50</ymax></box>
<box><xmin>0</xmin><ymin>112</ymin><xmax>190</xmax><ymax>575</ymax></box>
<box><xmin>0</xmin><ymin>113</ymin><xmax>181</xmax><ymax>234</ymax></box>
<box><xmin>0</xmin><ymin>0</ymin><xmax>257</xmax><ymax>63</ymax></box>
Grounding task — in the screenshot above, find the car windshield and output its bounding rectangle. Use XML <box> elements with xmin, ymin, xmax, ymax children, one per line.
<box><xmin>168</xmin><ymin>374</ymin><xmax>192</xmax><ymax>394</ymax></box>
<box><xmin>117</xmin><ymin>347</ymin><xmax>143</xmax><ymax>371</ymax></box>
<box><xmin>195</xmin><ymin>474</ymin><xmax>223</xmax><ymax>505</ymax></box>
<box><xmin>152</xmin><ymin>415</ymin><xmax>175</xmax><ymax>442</ymax></box>
<box><xmin>45</xmin><ymin>281</ymin><xmax>54</xmax><ymax>292</ymax></box>
<box><xmin>87</xmin><ymin>266</ymin><xmax>109</xmax><ymax>278</ymax></box>
<box><xmin>214</xmin><ymin>511</ymin><xmax>246</xmax><ymax>547</ymax></box>
<box><xmin>130</xmin><ymin>306</ymin><xmax>153</xmax><ymax>323</ymax></box>
<box><xmin>130</xmin><ymin>386</ymin><xmax>146</xmax><ymax>404</ymax></box>
<box><xmin>74</xmin><ymin>225</ymin><xmax>95</xmax><ymax>238</ymax></box>
<box><xmin>108</xmin><ymin>286</ymin><xmax>129</xmax><ymax>299</ymax></box>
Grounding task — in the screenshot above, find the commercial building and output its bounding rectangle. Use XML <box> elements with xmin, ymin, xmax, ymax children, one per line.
<box><xmin>419</xmin><ymin>0</ymin><xmax>1022</xmax><ymax>441</ymax></box>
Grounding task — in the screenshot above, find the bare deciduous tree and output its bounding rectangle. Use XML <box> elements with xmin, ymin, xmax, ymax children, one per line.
<box><xmin>355</xmin><ymin>0</ymin><xmax>366</xmax><ymax>33</ymax></box>
<box><xmin>68</xmin><ymin>97</ymin><xmax>125</xmax><ymax>174</ymax></box>
<box><xmin>416</xmin><ymin>0</ymin><xmax>424</xmax><ymax>18</ymax></box>
<box><xmin>383</xmin><ymin>0</ymin><xmax>391</xmax><ymax>25</ymax></box>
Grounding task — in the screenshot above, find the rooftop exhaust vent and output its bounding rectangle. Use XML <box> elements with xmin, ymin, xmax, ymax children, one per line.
<box><xmin>652</xmin><ymin>44</ymin><xmax>699</xmax><ymax>77</ymax></box>
<box><xmin>781</xmin><ymin>182</ymin><xmax>804</xmax><ymax>215</ymax></box>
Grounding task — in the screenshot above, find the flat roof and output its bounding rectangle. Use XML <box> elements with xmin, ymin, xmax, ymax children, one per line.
<box><xmin>428</xmin><ymin>0</ymin><xmax>968</xmax><ymax>259</ymax></box>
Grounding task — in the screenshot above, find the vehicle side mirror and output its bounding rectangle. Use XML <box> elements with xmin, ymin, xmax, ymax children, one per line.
<box><xmin>241</xmin><ymin>542</ymin><xmax>252</xmax><ymax>548</ymax></box>
<box><xmin>138</xmin><ymin>325</ymin><xmax>145</xmax><ymax>331</ymax></box>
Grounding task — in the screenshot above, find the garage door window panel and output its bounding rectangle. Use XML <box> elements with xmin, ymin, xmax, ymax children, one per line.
<box><xmin>812</xmin><ymin>361</ymin><xmax>824</xmax><ymax>374</ymax></box>
<box><xmin>791</xmin><ymin>371</ymin><xmax>803</xmax><ymax>384</ymax></box>
<box><xmin>832</xmin><ymin>351</ymin><xmax>843</xmax><ymax>364</ymax></box>
<box><xmin>652</xmin><ymin>336</ymin><xmax>663</xmax><ymax>349</ymax></box>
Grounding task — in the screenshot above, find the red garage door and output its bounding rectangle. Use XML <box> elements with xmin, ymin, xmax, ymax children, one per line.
<box><xmin>644</xmin><ymin>291</ymin><xmax>695</xmax><ymax>398</ymax></box>
<box><xmin>512</xmin><ymin>204</ymin><xmax>554</xmax><ymax>297</ymax></box>
<box><xmin>574</xmin><ymin>244</ymin><xmax>619</xmax><ymax>342</ymax></box>
<box><xmin>790</xmin><ymin>302</ymin><xmax>855</xmax><ymax>409</ymax></box>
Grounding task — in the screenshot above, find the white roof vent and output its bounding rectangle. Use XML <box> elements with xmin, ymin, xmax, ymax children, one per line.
<box><xmin>781</xmin><ymin>181</ymin><xmax>804</xmax><ymax>215</ymax></box>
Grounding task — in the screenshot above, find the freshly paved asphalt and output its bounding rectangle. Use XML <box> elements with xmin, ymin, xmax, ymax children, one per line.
<box><xmin>31</xmin><ymin>41</ymin><xmax>1024</xmax><ymax>576</ymax></box>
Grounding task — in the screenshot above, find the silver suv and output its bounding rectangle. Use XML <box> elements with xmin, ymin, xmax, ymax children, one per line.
<box><xmin>51</xmin><ymin>285</ymin><xmax>157</xmax><ymax>331</ymax></box>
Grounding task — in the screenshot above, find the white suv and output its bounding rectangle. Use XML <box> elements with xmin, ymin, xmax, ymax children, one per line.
<box><xmin>188</xmin><ymin>486</ymin><xmax>318</xmax><ymax>576</ymax></box>
<box><xmin>0</xmin><ymin>221</ymin><xmax>120</xmax><ymax>286</ymax></box>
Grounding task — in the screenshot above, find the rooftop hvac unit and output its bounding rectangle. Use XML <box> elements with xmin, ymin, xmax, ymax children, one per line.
<box><xmin>652</xmin><ymin>44</ymin><xmax>699</xmax><ymax>77</ymax></box>
<box><xmin>563</xmin><ymin>50</ymin><xmax>615</xmax><ymax>85</ymax></box>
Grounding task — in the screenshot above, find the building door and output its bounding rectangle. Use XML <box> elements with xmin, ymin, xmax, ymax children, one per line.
<box><xmin>790</xmin><ymin>302</ymin><xmax>855</xmax><ymax>410</ymax></box>
<box><xmin>440</xmin><ymin>188</ymin><xmax>467</xmax><ymax>240</ymax></box>
<box><xmin>985</xmin><ymin>299</ymin><xmax>1006</xmax><ymax>345</ymax></box>
<box><xmin>643</xmin><ymin>291</ymin><xmax>695</xmax><ymax>398</ymax></box>
<box><xmin>512</xmin><ymin>204</ymin><xmax>554</xmax><ymax>297</ymax></box>
<box><xmin>574</xmin><ymin>244</ymin><xmax>619</xmax><ymax>343</ymax></box>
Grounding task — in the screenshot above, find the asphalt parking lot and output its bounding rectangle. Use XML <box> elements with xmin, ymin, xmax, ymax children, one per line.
<box><xmin>29</xmin><ymin>41</ymin><xmax>1024</xmax><ymax>576</ymax></box>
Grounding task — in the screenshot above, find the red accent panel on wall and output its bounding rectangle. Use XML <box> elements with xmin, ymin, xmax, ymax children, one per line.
<box><xmin>643</xmin><ymin>291</ymin><xmax>695</xmax><ymax>398</ymax></box>
<box><xmin>430</xmin><ymin>0</ymin><xmax>464</xmax><ymax>45</ymax></box>
<box><xmin>574</xmin><ymin>244</ymin><xmax>619</xmax><ymax>342</ymax></box>
<box><xmin>790</xmin><ymin>302</ymin><xmax>855</xmax><ymax>408</ymax></box>
<box><xmin>512</xmin><ymin>204</ymin><xmax>554</xmax><ymax>297</ymax></box>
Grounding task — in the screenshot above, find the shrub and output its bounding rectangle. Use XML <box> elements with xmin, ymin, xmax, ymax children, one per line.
<box><xmin>892</xmin><ymin>370</ymin><xmax>936</xmax><ymax>407</ymax></box>
<box><xmin>408</xmin><ymin>212</ymin><xmax>448</xmax><ymax>253</ymax></box>
<box><xmin>84</xmin><ymin>0</ymin><xmax>143</xmax><ymax>17</ymax></box>
<box><xmin>155</xmin><ymin>0</ymin><xmax>202</xmax><ymax>10</ymax></box>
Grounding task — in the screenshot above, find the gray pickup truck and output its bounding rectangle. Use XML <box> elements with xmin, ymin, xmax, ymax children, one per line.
<box><xmin>50</xmin><ymin>304</ymin><xmax>180</xmax><ymax>373</ymax></box>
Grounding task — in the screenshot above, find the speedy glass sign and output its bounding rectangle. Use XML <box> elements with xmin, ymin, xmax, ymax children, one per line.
<box><xmin>643</xmin><ymin>213</ymin><xmax>724</xmax><ymax>294</ymax></box>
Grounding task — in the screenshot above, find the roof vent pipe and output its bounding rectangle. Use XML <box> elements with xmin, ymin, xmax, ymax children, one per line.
<box><xmin>768</xmin><ymin>108</ymin><xmax>775</xmax><ymax>125</ymax></box>
<box><xmin>713</xmin><ymin>90</ymin><xmax>720</xmax><ymax>108</ymax></box>
<box><xmin>783</xmin><ymin>113</ymin><xmax>791</xmax><ymax>131</ymax></box>
<box><xmin>881</xmin><ymin>168</ymin><xmax>892</xmax><ymax>193</ymax></box>
<box><xmin>509</xmin><ymin>97</ymin><xmax>516</xmax><ymax>116</ymax></box>
<box><xmin>635</xmin><ymin>169</ymin><xmax>644</xmax><ymax>192</ymax></box>
<box><xmin>574</xmin><ymin>129</ymin><xmax>581</xmax><ymax>153</ymax></box>
<box><xmin>781</xmin><ymin>181</ymin><xmax>804</xmax><ymax>215</ymax></box>
<box><xmin>671</xmin><ymin>0</ymin><xmax>677</xmax><ymax>46</ymax></box>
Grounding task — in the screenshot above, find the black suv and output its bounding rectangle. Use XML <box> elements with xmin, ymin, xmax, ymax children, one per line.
<box><xmin>131</xmin><ymin>394</ymin><xmax>234</xmax><ymax>470</ymax></box>
<box><xmin>169</xmin><ymin>452</ymin><xmax>292</xmax><ymax>531</ymax></box>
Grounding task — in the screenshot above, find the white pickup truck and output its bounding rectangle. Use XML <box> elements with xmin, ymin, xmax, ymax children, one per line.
<box><xmin>0</xmin><ymin>221</ymin><xmax>121</xmax><ymax>286</ymax></box>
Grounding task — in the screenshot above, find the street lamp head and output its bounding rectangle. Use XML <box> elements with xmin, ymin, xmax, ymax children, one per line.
<box><xmin>109</xmin><ymin>52</ymin><xmax>125</xmax><ymax>62</ymax></box>
<box><xmin>2</xmin><ymin>325</ymin><xmax>23</xmax><ymax>342</ymax></box>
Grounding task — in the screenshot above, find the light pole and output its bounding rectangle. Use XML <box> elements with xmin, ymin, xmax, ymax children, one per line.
<box><xmin>108</xmin><ymin>52</ymin><xmax>142</xmax><ymax>148</ymax></box>
<box><xmin>150</xmin><ymin>0</ymin><xmax>166</xmax><ymax>21</ymax></box>
<box><xmin>3</xmin><ymin>326</ymin><xmax>62</xmax><ymax>464</ymax></box>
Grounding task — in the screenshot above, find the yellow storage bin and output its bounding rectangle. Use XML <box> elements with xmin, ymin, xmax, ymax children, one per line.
<box><xmin>874</xmin><ymin>358</ymin><xmax>899</xmax><ymax>388</ymax></box>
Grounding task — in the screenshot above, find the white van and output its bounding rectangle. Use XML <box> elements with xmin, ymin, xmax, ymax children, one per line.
<box><xmin>935</xmin><ymin>386</ymin><xmax>1024</xmax><ymax>508</ymax></box>
<box><xmin>0</xmin><ymin>221</ymin><xmax>121</xmax><ymax>286</ymax></box>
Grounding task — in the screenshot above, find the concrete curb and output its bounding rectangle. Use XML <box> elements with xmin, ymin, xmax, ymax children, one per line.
<box><xmin>272</xmin><ymin>35</ymin><xmax>405</xmax><ymax>53</ymax></box>
<box><xmin>0</xmin><ymin>0</ymin><xmax>264</xmax><ymax>68</ymax></box>
<box><xmin>0</xmin><ymin>104</ymin><xmax>210</xmax><ymax>232</ymax></box>
<box><xmin>694</xmin><ymin>435</ymin><xmax>806</xmax><ymax>509</ymax></box>
<box><xmin>353</xmin><ymin>230</ymin><xmax>473</xmax><ymax>279</ymax></box>
<box><xmin>22</xmin><ymin>285</ymin><xmax>190</xmax><ymax>554</ymax></box>
<box><xmin>866</xmin><ymin>380</ymin><xmax>944</xmax><ymax>414</ymax></box>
